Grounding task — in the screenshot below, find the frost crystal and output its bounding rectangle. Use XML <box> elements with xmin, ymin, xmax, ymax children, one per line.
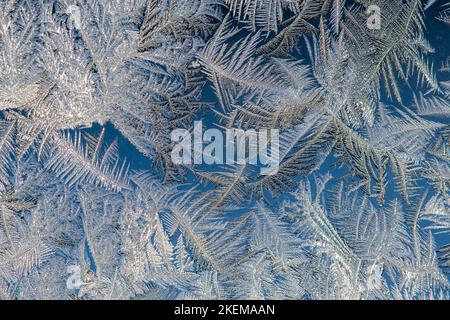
<box><xmin>0</xmin><ymin>0</ymin><xmax>449</xmax><ymax>300</ymax></box>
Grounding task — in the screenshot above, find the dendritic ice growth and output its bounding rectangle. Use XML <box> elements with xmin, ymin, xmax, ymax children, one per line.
<box><xmin>0</xmin><ymin>0</ymin><xmax>449</xmax><ymax>300</ymax></box>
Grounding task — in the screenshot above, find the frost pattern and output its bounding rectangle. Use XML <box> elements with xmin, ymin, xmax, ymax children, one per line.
<box><xmin>0</xmin><ymin>0</ymin><xmax>449</xmax><ymax>300</ymax></box>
